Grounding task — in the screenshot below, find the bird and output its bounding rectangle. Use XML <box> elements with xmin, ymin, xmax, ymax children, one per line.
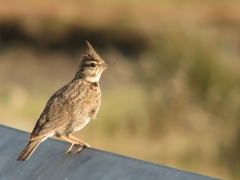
<box><xmin>17</xmin><ymin>41</ymin><xmax>116</xmax><ymax>161</ymax></box>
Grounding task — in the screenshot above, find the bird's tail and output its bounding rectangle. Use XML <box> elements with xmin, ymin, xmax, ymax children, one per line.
<box><xmin>17</xmin><ymin>137</ymin><xmax>44</xmax><ymax>161</ymax></box>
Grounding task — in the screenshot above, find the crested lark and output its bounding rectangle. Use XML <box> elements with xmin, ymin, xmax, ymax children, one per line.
<box><xmin>17</xmin><ymin>41</ymin><xmax>116</xmax><ymax>161</ymax></box>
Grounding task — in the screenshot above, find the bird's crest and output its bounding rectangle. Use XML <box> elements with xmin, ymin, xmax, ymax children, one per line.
<box><xmin>85</xmin><ymin>40</ymin><xmax>101</xmax><ymax>60</ymax></box>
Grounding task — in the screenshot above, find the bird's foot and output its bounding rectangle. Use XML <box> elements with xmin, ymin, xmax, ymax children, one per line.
<box><xmin>72</xmin><ymin>145</ymin><xmax>88</xmax><ymax>155</ymax></box>
<box><xmin>66</xmin><ymin>134</ymin><xmax>91</xmax><ymax>147</ymax></box>
<box><xmin>81</xmin><ymin>142</ymin><xmax>91</xmax><ymax>147</ymax></box>
<box><xmin>62</xmin><ymin>142</ymin><xmax>79</xmax><ymax>157</ymax></box>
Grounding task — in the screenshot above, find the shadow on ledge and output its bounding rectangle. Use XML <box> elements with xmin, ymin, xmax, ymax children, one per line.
<box><xmin>0</xmin><ymin>125</ymin><xmax>219</xmax><ymax>180</ymax></box>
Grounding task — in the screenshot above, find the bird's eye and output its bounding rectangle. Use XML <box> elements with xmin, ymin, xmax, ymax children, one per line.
<box><xmin>90</xmin><ymin>63</ymin><xmax>96</xmax><ymax>67</ymax></box>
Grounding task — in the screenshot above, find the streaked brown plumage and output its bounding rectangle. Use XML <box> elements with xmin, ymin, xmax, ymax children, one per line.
<box><xmin>17</xmin><ymin>41</ymin><xmax>116</xmax><ymax>161</ymax></box>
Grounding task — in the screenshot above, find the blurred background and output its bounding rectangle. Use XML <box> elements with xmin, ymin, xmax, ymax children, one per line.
<box><xmin>0</xmin><ymin>0</ymin><xmax>240</xmax><ymax>179</ymax></box>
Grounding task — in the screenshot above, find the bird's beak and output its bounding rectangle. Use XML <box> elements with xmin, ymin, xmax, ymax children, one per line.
<box><xmin>105</xmin><ymin>62</ymin><xmax>116</xmax><ymax>66</ymax></box>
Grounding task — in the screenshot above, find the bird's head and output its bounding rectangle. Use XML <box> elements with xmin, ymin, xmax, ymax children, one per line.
<box><xmin>75</xmin><ymin>41</ymin><xmax>116</xmax><ymax>82</ymax></box>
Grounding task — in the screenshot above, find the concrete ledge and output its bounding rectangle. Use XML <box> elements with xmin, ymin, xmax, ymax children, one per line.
<box><xmin>0</xmin><ymin>124</ymin><xmax>219</xmax><ymax>180</ymax></box>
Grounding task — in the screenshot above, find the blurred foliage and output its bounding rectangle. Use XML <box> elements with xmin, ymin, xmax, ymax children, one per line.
<box><xmin>1</xmin><ymin>0</ymin><xmax>240</xmax><ymax>180</ymax></box>
<box><xmin>138</xmin><ymin>29</ymin><xmax>240</xmax><ymax>178</ymax></box>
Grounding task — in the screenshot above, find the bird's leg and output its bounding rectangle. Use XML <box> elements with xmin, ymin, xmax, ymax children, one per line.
<box><xmin>66</xmin><ymin>134</ymin><xmax>91</xmax><ymax>147</ymax></box>
<box><xmin>64</xmin><ymin>143</ymin><xmax>74</xmax><ymax>156</ymax></box>
<box><xmin>56</xmin><ymin>135</ymin><xmax>80</xmax><ymax>155</ymax></box>
<box><xmin>66</xmin><ymin>134</ymin><xmax>90</xmax><ymax>154</ymax></box>
<box><xmin>72</xmin><ymin>147</ymin><xmax>83</xmax><ymax>155</ymax></box>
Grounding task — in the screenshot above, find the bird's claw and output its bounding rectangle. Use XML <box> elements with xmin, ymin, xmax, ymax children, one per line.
<box><xmin>72</xmin><ymin>145</ymin><xmax>89</xmax><ymax>155</ymax></box>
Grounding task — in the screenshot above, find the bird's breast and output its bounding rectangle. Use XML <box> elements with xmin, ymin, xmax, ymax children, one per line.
<box><xmin>72</xmin><ymin>117</ymin><xmax>90</xmax><ymax>132</ymax></box>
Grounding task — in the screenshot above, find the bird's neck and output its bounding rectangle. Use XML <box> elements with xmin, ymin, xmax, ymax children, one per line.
<box><xmin>73</xmin><ymin>70</ymin><xmax>102</xmax><ymax>83</ymax></box>
<box><xmin>85</xmin><ymin>74</ymin><xmax>102</xmax><ymax>83</ymax></box>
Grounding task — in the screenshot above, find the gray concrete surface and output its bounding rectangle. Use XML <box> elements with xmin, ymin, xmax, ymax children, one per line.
<box><xmin>0</xmin><ymin>125</ymin><xmax>220</xmax><ymax>180</ymax></box>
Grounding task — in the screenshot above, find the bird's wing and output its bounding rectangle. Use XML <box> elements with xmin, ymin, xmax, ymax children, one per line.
<box><xmin>29</xmin><ymin>83</ymin><xmax>83</xmax><ymax>140</ymax></box>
